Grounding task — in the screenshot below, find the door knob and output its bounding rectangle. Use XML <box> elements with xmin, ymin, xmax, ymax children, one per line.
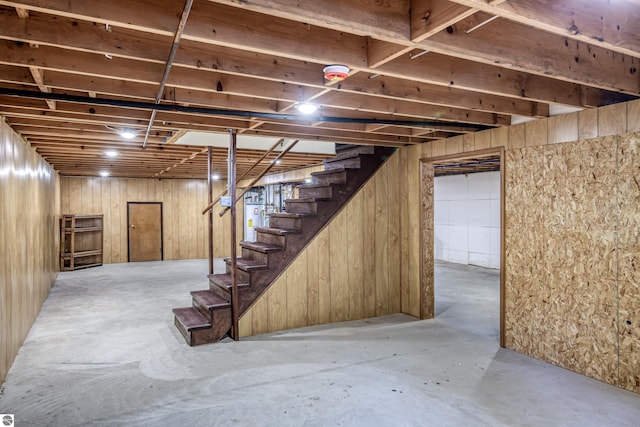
<box><xmin>131</xmin><ymin>224</ymin><xmax>136</xmax><ymax>229</ymax></box>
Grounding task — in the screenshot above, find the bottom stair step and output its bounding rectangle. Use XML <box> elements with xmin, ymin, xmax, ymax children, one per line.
<box><xmin>173</xmin><ymin>307</ymin><xmax>210</xmax><ymax>330</ymax></box>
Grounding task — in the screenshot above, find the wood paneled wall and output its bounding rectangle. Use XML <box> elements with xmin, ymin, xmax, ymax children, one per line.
<box><xmin>59</xmin><ymin>177</ymin><xmax>240</xmax><ymax>263</ymax></box>
<box><xmin>239</xmin><ymin>153</ymin><xmax>402</xmax><ymax>336</ymax></box>
<box><xmin>1</xmin><ymin>118</ymin><xmax>59</xmax><ymax>383</ymax></box>
<box><xmin>409</xmin><ymin>99</ymin><xmax>640</xmax><ymax>393</ymax></box>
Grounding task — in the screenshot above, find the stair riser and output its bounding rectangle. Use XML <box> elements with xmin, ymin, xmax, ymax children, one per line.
<box><xmin>324</xmin><ymin>156</ymin><xmax>361</xmax><ymax>170</ymax></box>
<box><xmin>210</xmin><ymin>281</ymin><xmax>231</xmax><ymax>300</ymax></box>
<box><xmin>335</xmin><ymin>145</ymin><xmax>375</xmax><ymax>157</ymax></box>
<box><xmin>285</xmin><ymin>201</ymin><xmax>317</xmax><ymax>215</ymax></box>
<box><xmin>192</xmin><ymin>298</ymin><xmax>212</xmax><ymax>320</ymax></box>
<box><xmin>241</xmin><ymin>247</ymin><xmax>270</xmax><ymax>265</ymax></box>
<box><xmin>189</xmin><ymin>307</ymin><xmax>232</xmax><ymax>346</ymax></box>
<box><xmin>222</xmin><ymin>266</ymin><xmax>252</xmax><ymax>284</ymax></box>
<box><xmin>313</xmin><ymin>171</ymin><xmax>347</xmax><ymax>185</ymax></box>
<box><xmin>174</xmin><ymin>317</ymin><xmax>192</xmax><ymax>344</ymax></box>
<box><xmin>269</xmin><ymin>216</ymin><xmax>302</xmax><ymax>230</ymax></box>
<box><xmin>257</xmin><ymin>231</ymin><xmax>286</xmax><ymax>248</ymax></box>
<box><xmin>298</xmin><ymin>186</ymin><xmax>332</xmax><ymax>199</ymax></box>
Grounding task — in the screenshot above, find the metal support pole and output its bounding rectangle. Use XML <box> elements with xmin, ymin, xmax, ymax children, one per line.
<box><xmin>207</xmin><ymin>146</ymin><xmax>214</xmax><ymax>275</ymax></box>
<box><xmin>228</xmin><ymin>129</ymin><xmax>239</xmax><ymax>340</ymax></box>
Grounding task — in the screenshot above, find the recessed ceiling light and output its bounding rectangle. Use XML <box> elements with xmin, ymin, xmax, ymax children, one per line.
<box><xmin>211</xmin><ymin>174</ymin><xmax>220</xmax><ymax>180</ymax></box>
<box><xmin>305</xmin><ymin>178</ymin><xmax>312</xmax><ymax>183</ymax></box>
<box><xmin>275</xmin><ymin>159</ymin><xmax>281</xmax><ymax>164</ymax></box>
<box><xmin>99</xmin><ymin>171</ymin><xmax>110</xmax><ymax>177</ymax></box>
<box><xmin>105</xmin><ymin>150</ymin><xmax>118</xmax><ymax>157</ymax></box>
<box><xmin>119</xmin><ymin>129</ymin><xmax>136</xmax><ymax>140</ymax></box>
<box><xmin>295</xmin><ymin>103</ymin><xmax>318</xmax><ymax>114</ymax></box>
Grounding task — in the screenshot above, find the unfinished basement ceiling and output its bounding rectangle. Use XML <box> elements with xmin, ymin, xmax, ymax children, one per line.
<box><xmin>0</xmin><ymin>0</ymin><xmax>638</xmax><ymax>179</ymax></box>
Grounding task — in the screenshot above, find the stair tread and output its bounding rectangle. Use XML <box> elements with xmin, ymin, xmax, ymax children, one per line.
<box><xmin>190</xmin><ymin>290</ymin><xmax>230</xmax><ymax>309</ymax></box>
<box><xmin>208</xmin><ymin>273</ymin><xmax>249</xmax><ymax>287</ymax></box>
<box><xmin>255</xmin><ymin>227</ymin><xmax>300</xmax><ymax>235</ymax></box>
<box><xmin>269</xmin><ymin>212</ymin><xmax>311</xmax><ymax>219</ymax></box>
<box><xmin>296</xmin><ymin>183</ymin><xmax>332</xmax><ymax>189</ymax></box>
<box><xmin>172</xmin><ymin>307</ymin><xmax>211</xmax><ymax>330</ymax></box>
<box><xmin>285</xmin><ymin>197</ymin><xmax>319</xmax><ymax>203</ymax></box>
<box><xmin>311</xmin><ymin>167</ymin><xmax>348</xmax><ymax>176</ymax></box>
<box><xmin>223</xmin><ymin>257</ymin><xmax>268</xmax><ymax>270</ymax></box>
<box><xmin>325</xmin><ymin>151</ymin><xmax>362</xmax><ymax>162</ymax></box>
<box><xmin>240</xmin><ymin>241</ymin><xmax>283</xmax><ymax>253</ymax></box>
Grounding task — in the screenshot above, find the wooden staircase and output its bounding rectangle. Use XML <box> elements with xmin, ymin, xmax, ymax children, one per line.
<box><xmin>172</xmin><ymin>144</ymin><xmax>396</xmax><ymax>345</ymax></box>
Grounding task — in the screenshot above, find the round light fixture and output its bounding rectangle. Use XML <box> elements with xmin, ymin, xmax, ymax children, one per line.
<box><xmin>119</xmin><ymin>130</ymin><xmax>136</xmax><ymax>140</ymax></box>
<box><xmin>105</xmin><ymin>150</ymin><xmax>118</xmax><ymax>157</ymax></box>
<box><xmin>99</xmin><ymin>171</ymin><xmax>110</xmax><ymax>177</ymax></box>
<box><xmin>323</xmin><ymin>64</ymin><xmax>350</xmax><ymax>82</ymax></box>
<box><xmin>295</xmin><ymin>103</ymin><xmax>318</xmax><ymax>114</ymax></box>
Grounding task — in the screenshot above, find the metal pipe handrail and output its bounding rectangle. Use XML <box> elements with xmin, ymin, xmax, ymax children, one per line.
<box><xmin>200</xmin><ymin>138</ymin><xmax>284</xmax><ymax>215</ymax></box>
<box><xmin>218</xmin><ymin>140</ymin><xmax>299</xmax><ymax>217</ymax></box>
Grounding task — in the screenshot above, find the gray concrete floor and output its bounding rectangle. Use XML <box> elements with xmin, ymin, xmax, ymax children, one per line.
<box><xmin>1</xmin><ymin>259</ymin><xmax>639</xmax><ymax>426</ymax></box>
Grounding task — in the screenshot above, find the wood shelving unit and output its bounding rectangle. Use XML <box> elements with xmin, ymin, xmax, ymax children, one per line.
<box><xmin>60</xmin><ymin>214</ymin><xmax>103</xmax><ymax>271</ymax></box>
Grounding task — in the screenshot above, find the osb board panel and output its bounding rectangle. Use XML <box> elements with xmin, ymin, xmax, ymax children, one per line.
<box><xmin>420</xmin><ymin>162</ymin><xmax>435</xmax><ymax>319</ymax></box>
<box><xmin>1</xmin><ymin>120</ymin><xmax>59</xmax><ymax>383</ymax></box>
<box><xmin>60</xmin><ymin>177</ymin><xmax>235</xmax><ymax>263</ymax></box>
<box><xmin>504</xmin><ymin>131</ymin><xmax>640</xmax><ymax>391</ymax></box>
<box><xmin>240</xmin><ymin>152</ymin><xmax>404</xmax><ymax>336</ymax></box>
<box><xmin>619</xmin><ymin>280</ymin><xmax>640</xmax><ymax>392</ymax></box>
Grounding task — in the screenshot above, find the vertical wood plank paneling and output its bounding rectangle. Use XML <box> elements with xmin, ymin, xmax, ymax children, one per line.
<box><xmin>250</xmin><ymin>286</ymin><xmax>269</xmax><ymax>335</ymax></box>
<box><xmin>111</xmin><ymin>179</ymin><xmax>122</xmax><ymax>263</ymax></box>
<box><xmin>317</xmin><ymin>229</ymin><xmax>331</xmax><ymax>324</ymax></box>
<box><xmin>627</xmin><ymin>99</ymin><xmax>640</xmax><ymax>132</ymax></box>
<box><xmin>446</xmin><ymin>135</ymin><xmax>464</xmax><ymax>154</ymax></box>
<box><xmin>306</xmin><ymin>238</ymin><xmax>320</xmax><ymax>326</ymax></box>
<box><xmin>387</xmin><ymin>154</ymin><xmax>401</xmax><ymax>313</ymax></box>
<box><xmin>267</xmin><ymin>275</ymin><xmax>287</xmax><ymax>332</ymax></box>
<box><xmin>475</xmin><ymin>129</ymin><xmax>492</xmax><ymax>150</ymax></box>
<box><xmin>329</xmin><ymin>212</ymin><xmax>349</xmax><ymax>322</ymax></box>
<box><xmin>347</xmin><ymin>191</ymin><xmax>364</xmax><ymax>320</ymax></box>
<box><xmin>101</xmin><ymin>179</ymin><xmax>112</xmax><ymax>264</ymax></box>
<box><xmin>548</xmin><ymin>113</ymin><xmax>579</xmax><ymax>144</ymax></box>
<box><xmin>525</xmin><ymin>119</ymin><xmax>548</xmax><ymax>147</ymax></box>
<box><xmin>362</xmin><ymin>177</ymin><xmax>376</xmax><ymax>318</ymax></box>
<box><xmin>508</xmin><ymin>124</ymin><xmax>526</xmax><ymax>150</ymax></box>
<box><xmin>374</xmin><ymin>164</ymin><xmax>389</xmax><ymax>316</ymax></box>
<box><xmin>598</xmin><ymin>103</ymin><xmax>627</xmax><ymax>137</ymax></box>
<box><xmin>399</xmin><ymin>148</ymin><xmax>410</xmax><ymax>314</ymax></box>
<box><xmin>578</xmin><ymin>108</ymin><xmax>599</xmax><ymax>139</ymax></box>
<box><xmin>239</xmin><ymin>308</ymin><xmax>253</xmax><ymax>338</ymax></box>
<box><xmin>1</xmin><ymin>120</ymin><xmax>58</xmax><ymax>383</ymax></box>
<box><xmin>162</xmin><ymin>180</ymin><xmax>173</xmax><ymax>260</ymax></box>
<box><xmin>286</xmin><ymin>251</ymin><xmax>308</xmax><ymax>329</ymax></box>
<box><xmin>492</xmin><ymin>126</ymin><xmax>509</xmax><ymax>148</ymax></box>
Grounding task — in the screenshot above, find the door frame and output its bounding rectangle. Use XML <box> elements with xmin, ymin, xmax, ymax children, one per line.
<box><xmin>420</xmin><ymin>147</ymin><xmax>505</xmax><ymax>348</ymax></box>
<box><xmin>127</xmin><ymin>201</ymin><xmax>164</xmax><ymax>262</ymax></box>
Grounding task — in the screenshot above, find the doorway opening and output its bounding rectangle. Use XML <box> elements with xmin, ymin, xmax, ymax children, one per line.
<box><xmin>420</xmin><ymin>148</ymin><xmax>505</xmax><ymax>347</ymax></box>
<box><xmin>127</xmin><ymin>202</ymin><xmax>163</xmax><ymax>262</ymax></box>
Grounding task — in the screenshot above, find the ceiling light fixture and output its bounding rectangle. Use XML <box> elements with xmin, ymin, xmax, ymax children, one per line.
<box><xmin>99</xmin><ymin>171</ymin><xmax>110</xmax><ymax>177</ymax></box>
<box><xmin>105</xmin><ymin>125</ymin><xmax>138</xmax><ymax>140</ymax></box>
<box><xmin>119</xmin><ymin>129</ymin><xmax>136</xmax><ymax>140</ymax></box>
<box><xmin>105</xmin><ymin>150</ymin><xmax>118</xmax><ymax>157</ymax></box>
<box><xmin>211</xmin><ymin>174</ymin><xmax>220</xmax><ymax>180</ymax></box>
<box><xmin>295</xmin><ymin>103</ymin><xmax>318</xmax><ymax>114</ymax></box>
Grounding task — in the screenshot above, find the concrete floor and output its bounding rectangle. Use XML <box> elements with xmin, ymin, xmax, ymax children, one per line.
<box><xmin>1</xmin><ymin>260</ymin><xmax>639</xmax><ymax>426</ymax></box>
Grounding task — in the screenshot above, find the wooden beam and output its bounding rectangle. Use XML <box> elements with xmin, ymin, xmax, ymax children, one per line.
<box><xmin>411</xmin><ymin>0</ymin><xmax>476</xmax><ymax>42</ymax></box>
<box><xmin>28</xmin><ymin>66</ymin><xmax>55</xmax><ymax>110</ymax></box>
<box><xmin>421</xmin><ymin>12</ymin><xmax>640</xmax><ymax>94</ymax></box>
<box><xmin>446</xmin><ymin>0</ymin><xmax>640</xmax><ymax>59</ymax></box>
<box><xmin>14</xmin><ymin>7</ymin><xmax>28</xmax><ymax>18</ymax></box>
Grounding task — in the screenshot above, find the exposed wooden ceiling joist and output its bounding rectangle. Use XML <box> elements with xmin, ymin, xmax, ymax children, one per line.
<box><xmin>0</xmin><ymin>0</ymin><xmax>637</xmax><ymax>179</ymax></box>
